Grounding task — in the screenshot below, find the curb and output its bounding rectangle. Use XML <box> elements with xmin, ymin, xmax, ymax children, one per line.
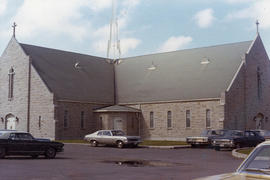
<box><xmin>232</xmin><ymin>148</ymin><xmax>248</xmax><ymax>159</ymax></box>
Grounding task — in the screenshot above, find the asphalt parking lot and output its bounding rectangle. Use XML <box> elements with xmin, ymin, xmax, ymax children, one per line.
<box><xmin>0</xmin><ymin>144</ymin><xmax>243</xmax><ymax>180</ymax></box>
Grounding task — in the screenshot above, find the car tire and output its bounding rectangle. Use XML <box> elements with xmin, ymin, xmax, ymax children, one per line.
<box><xmin>45</xmin><ymin>147</ymin><xmax>56</xmax><ymax>159</ymax></box>
<box><xmin>90</xmin><ymin>140</ymin><xmax>98</xmax><ymax>147</ymax></box>
<box><xmin>116</xmin><ymin>141</ymin><xmax>124</xmax><ymax>148</ymax></box>
<box><xmin>0</xmin><ymin>148</ymin><xmax>6</xmax><ymax>159</ymax></box>
<box><xmin>31</xmin><ymin>154</ymin><xmax>39</xmax><ymax>159</ymax></box>
<box><xmin>215</xmin><ymin>147</ymin><xmax>220</xmax><ymax>151</ymax></box>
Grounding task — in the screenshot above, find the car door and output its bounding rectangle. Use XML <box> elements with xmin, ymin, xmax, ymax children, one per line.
<box><xmin>245</xmin><ymin>131</ymin><xmax>257</xmax><ymax>147</ymax></box>
<box><xmin>7</xmin><ymin>133</ymin><xmax>25</xmax><ymax>154</ymax></box>
<box><xmin>102</xmin><ymin>131</ymin><xmax>113</xmax><ymax>145</ymax></box>
<box><xmin>19</xmin><ymin>133</ymin><xmax>42</xmax><ymax>153</ymax></box>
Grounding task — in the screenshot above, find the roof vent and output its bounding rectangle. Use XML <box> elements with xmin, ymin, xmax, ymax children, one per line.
<box><xmin>148</xmin><ymin>61</ymin><xmax>157</xmax><ymax>71</ymax></box>
<box><xmin>74</xmin><ymin>62</ymin><xmax>81</xmax><ymax>69</ymax></box>
<box><xmin>201</xmin><ymin>57</ymin><xmax>210</xmax><ymax>65</ymax></box>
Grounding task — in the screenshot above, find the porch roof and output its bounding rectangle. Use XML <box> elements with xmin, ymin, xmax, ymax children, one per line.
<box><xmin>93</xmin><ymin>105</ymin><xmax>141</xmax><ymax>113</ymax></box>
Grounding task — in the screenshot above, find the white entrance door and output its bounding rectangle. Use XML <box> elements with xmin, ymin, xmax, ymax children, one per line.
<box><xmin>113</xmin><ymin>117</ymin><xmax>123</xmax><ymax>131</ymax></box>
<box><xmin>7</xmin><ymin>116</ymin><xmax>16</xmax><ymax>130</ymax></box>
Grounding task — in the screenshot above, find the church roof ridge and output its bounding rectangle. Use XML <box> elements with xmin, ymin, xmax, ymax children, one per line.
<box><xmin>122</xmin><ymin>40</ymin><xmax>253</xmax><ymax>60</ymax></box>
<box><xmin>19</xmin><ymin>43</ymin><xmax>110</xmax><ymax>61</ymax></box>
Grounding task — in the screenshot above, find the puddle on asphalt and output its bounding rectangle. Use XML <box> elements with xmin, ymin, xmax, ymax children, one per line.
<box><xmin>102</xmin><ymin>160</ymin><xmax>190</xmax><ymax>167</ymax></box>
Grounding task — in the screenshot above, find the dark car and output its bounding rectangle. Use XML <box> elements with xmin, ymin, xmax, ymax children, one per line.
<box><xmin>0</xmin><ymin>131</ymin><xmax>64</xmax><ymax>159</ymax></box>
<box><xmin>252</xmin><ymin>129</ymin><xmax>270</xmax><ymax>140</ymax></box>
<box><xmin>211</xmin><ymin>130</ymin><xmax>265</xmax><ymax>150</ymax></box>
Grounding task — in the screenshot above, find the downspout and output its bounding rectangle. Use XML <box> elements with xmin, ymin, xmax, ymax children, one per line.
<box><xmin>27</xmin><ymin>57</ymin><xmax>32</xmax><ymax>132</ymax></box>
<box><xmin>113</xmin><ymin>62</ymin><xmax>117</xmax><ymax>105</ymax></box>
<box><xmin>244</xmin><ymin>54</ymin><xmax>247</xmax><ymax>130</ymax></box>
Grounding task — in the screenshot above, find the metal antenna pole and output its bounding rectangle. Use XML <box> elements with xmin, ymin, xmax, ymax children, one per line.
<box><xmin>107</xmin><ymin>0</ymin><xmax>121</xmax><ymax>64</ymax></box>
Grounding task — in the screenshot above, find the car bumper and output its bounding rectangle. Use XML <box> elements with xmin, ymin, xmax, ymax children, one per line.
<box><xmin>125</xmin><ymin>140</ymin><xmax>142</xmax><ymax>145</ymax></box>
<box><xmin>213</xmin><ymin>143</ymin><xmax>235</xmax><ymax>148</ymax></box>
<box><xmin>57</xmin><ymin>147</ymin><xmax>64</xmax><ymax>152</ymax></box>
<box><xmin>187</xmin><ymin>141</ymin><xmax>209</xmax><ymax>145</ymax></box>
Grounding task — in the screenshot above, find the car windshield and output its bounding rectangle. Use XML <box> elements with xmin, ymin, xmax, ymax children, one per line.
<box><xmin>239</xmin><ymin>145</ymin><xmax>270</xmax><ymax>174</ymax></box>
<box><xmin>200</xmin><ymin>130</ymin><xmax>226</xmax><ymax>136</ymax></box>
<box><xmin>111</xmin><ymin>130</ymin><xmax>125</xmax><ymax>136</ymax></box>
<box><xmin>257</xmin><ymin>130</ymin><xmax>270</xmax><ymax>137</ymax></box>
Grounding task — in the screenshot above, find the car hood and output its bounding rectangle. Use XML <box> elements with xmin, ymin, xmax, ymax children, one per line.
<box><xmin>196</xmin><ymin>172</ymin><xmax>270</xmax><ymax>180</ymax></box>
<box><xmin>35</xmin><ymin>138</ymin><xmax>51</xmax><ymax>142</ymax></box>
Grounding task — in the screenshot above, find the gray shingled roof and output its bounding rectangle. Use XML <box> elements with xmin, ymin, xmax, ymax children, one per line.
<box><xmin>93</xmin><ymin>105</ymin><xmax>141</xmax><ymax>113</ymax></box>
<box><xmin>115</xmin><ymin>41</ymin><xmax>253</xmax><ymax>104</ymax></box>
<box><xmin>20</xmin><ymin>44</ymin><xmax>115</xmax><ymax>104</ymax></box>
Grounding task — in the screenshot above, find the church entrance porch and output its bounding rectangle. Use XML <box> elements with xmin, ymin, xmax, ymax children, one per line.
<box><xmin>93</xmin><ymin>105</ymin><xmax>141</xmax><ymax>136</ymax></box>
<box><xmin>5</xmin><ymin>114</ymin><xmax>17</xmax><ymax>130</ymax></box>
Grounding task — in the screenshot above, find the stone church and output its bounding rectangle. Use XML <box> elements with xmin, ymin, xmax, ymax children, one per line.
<box><xmin>0</xmin><ymin>34</ymin><xmax>270</xmax><ymax>140</ymax></box>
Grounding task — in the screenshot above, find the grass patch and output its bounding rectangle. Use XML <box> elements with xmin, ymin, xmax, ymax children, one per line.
<box><xmin>140</xmin><ymin>140</ymin><xmax>187</xmax><ymax>146</ymax></box>
<box><xmin>56</xmin><ymin>140</ymin><xmax>88</xmax><ymax>144</ymax></box>
<box><xmin>237</xmin><ymin>148</ymin><xmax>254</xmax><ymax>155</ymax></box>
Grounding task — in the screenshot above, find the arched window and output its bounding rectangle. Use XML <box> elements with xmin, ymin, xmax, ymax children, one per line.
<box><xmin>8</xmin><ymin>67</ymin><xmax>15</xmax><ymax>100</ymax></box>
<box><xmin>257</xmin><ymin>67</ymin><xmax>262</xmax><ymax>100</ymax></box>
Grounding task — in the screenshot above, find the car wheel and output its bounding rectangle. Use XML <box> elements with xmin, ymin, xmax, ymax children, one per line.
<box><xmin>90</xmin><ymin>140</ymin><xmax>98</xmax><ymax>147</ymax></box>
<box><xmin>0</xmin><ymin>148</ymin><xmax>6</xmax><ymax>159</ymax></box>
<box><xmin>116</xmin><ymin>141</ymin><xmax>124</xmax><ymax>148</ymax></box>
<box><xmin>31</xmin><ymin>154</ymin><xmax>39</xmax><ymax>159</ymax></box>
<box><xmin>215</xmin><ymin>147</ymin><xmax>220</xmax><ymax>151</ymax></box>
<box><xmin>45</xmin><ymin>147</ymin><xmax>56</xmax><ymax>159</ymax></box>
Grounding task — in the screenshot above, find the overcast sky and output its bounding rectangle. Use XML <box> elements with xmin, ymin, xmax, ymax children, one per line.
<box><xmin>0</xmin><ymin>0</ymin><xmax>269</xmax><ymax>58</ymax></box>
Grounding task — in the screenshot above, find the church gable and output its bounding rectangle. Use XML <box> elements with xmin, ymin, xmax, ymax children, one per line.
<box><xmin>0</xmin><ymin>37</ymin><xmax>31</xmax><ymax>131</ymax></box>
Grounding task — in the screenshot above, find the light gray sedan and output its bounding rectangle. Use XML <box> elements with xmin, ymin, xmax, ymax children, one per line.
<box><xmin>84</xmin><ymin>130</ymin><xmax>141</xmax><ymax>148</ymax></box>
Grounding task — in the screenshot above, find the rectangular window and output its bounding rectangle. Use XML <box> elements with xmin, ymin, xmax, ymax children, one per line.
<box><xmin>38</xmin><ymin>116</ymin><xmax>41</xmax><ymax>129</ymax></box>
<box><xmin>206</xmin><ymin>109</ymin><xmax>211</xmax><ymax>127</ymax></box>
<box><xmin>81</xmin><ymin>111</ymin><xmax>85</xmax><ymax>129</ymax></box>
<box><xmin>150</xmin><ymin>111</ymin><xmax>154</xmax><ymax>128</ymax></box>
<box><xmin>64</xmin><ymin>110</ymin><xmax>68</xmax><ymax>128</ymax></box>
<box><xmin>186</xmin><ymin>110</ymin><xmax>191</xmax><ymax>128</ymax></box>
<box><xmin>167</xmin><ymin>111</ymin><xmax>172</xmax><ymax>128</ymax></box>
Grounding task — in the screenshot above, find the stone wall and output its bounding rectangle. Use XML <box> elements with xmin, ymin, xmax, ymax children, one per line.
<box><xmin>29</xmin><ymin>65</ymin><xmax>55</xmax><ymax>139</ymax></box>
<box><xmin>224</xmin><ymin>63</ymin><xmax>246</xmax><ymax>130</ymax></box>
<box><xmin>0</xmin><ymin>38</ymin><xmax>29</xmax><ymax>131</ymax></box>
<box><xmin>127</xmin><ymin>99</ymin><xmax>224</xmax><ymax>140</ymax></box>
<box><xmin>55</xmin><ymin>101</ymin><xmax>108</xmax><ymax>140</ymax></box>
